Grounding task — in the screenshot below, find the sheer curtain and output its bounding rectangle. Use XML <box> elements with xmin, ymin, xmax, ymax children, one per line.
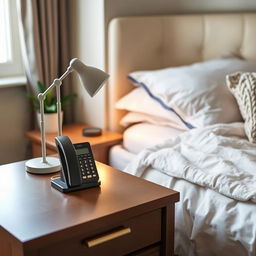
<box><xmin>17</xmin><ymin>0</ymin><xmax>73</xmax><ymax>123</ymax></box>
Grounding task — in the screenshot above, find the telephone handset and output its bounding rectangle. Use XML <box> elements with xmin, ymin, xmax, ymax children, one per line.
<box><xmin>51</xmin><ymin>136</ymin><xmax>100</xmax><ymax>193</ymax></box>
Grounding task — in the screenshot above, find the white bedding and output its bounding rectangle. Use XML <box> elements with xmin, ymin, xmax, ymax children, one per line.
<box><xmin>110</xmin><ymin>143</ymin><xmax>256</xmax><ymax>255</ymax></box>
<box><xmin>123</xmin><ymin>123</ymin><xmax>184</xmax><ymax>154</ymax></box>
<box><xmin>109</xmin><ymin>122</ymin><xmax>184</xmax><ymax>169</ymax></box>
<box><xmin>141</xmin><ymin>168</ymin><xmax>256</xmax><ymax>256</ymax></box>
<box><xmin>122</xmin><ymin>122</ymin><xmax>256</xmax><ymax>255</ymax></box>
<box><xmin>109</xmin><ymin>145</ymin><xmax>135</xmax><ymax>170</ymax></box>
<box><xmin>125</xmin><ymin>122</ymin><xmax>256</xmax><ymax>203</ymax></box>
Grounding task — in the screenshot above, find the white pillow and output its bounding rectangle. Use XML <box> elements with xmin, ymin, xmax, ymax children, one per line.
<box><xmin>123</xmin><ymin>123</ymin><xmax>184</xmax><ymax>154</ymax></box>
<box><xmin>116</xmin><ymin>87</ymin><xmax>189</xmax><ymax>129</ymax></box>
<box><xmin>120</xmin><ymin>111</ymin><xmax>188</xmax><ymax>130</ymax></box>
<box><xmin>128</xmin><ymin>58</ymin><xmax>256</xmax><ymax>127</ymax></box>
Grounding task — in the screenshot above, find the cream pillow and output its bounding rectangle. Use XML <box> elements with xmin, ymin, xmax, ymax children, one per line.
<box><xmin>120</xmin><ymin>111</ymin><xmax>188</xmax><ymax>130</ymax></box>
<box><xmin>116</xmin><ymin>87</ymin><xmax>189</xmax><ymax>130</ymax></box>
<box><xmin>226</xmin><ymin>72</ymin><xmax>256</xmax><ymax>143</ymax></box>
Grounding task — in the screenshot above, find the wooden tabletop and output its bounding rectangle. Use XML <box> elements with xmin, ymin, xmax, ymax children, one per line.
<box><xmin>25</xmin><ymin>123</ymin><xmax>123</xmax><ymax>150</ymax></box>
<box><xmin>0</xmin><ymin>161</ymin><xmax>179</xmax><ymax>250</ymax></box>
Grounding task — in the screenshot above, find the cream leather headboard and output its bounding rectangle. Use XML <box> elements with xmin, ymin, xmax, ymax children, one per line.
<box><xmin>108</xmin><ymin>13</ymin><xmax>256</xmax><ymax>132</ymax></box>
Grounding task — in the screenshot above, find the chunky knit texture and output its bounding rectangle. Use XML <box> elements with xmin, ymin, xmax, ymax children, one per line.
<box><xmin>226</xmin><ymin>72</ymin><xmax>256</xmax><ymax>143</ymax></box>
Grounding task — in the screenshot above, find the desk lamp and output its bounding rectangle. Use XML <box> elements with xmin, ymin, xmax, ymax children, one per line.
<box><xmin>25</xmin><ymin>58</ymin><xmax>109</xmax><ymax>174</ymax></box>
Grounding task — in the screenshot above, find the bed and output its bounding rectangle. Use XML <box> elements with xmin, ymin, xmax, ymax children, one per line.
<box><xmin>107</xmin><ymin>13</ymin><xmax>256</xmax><ymax>255</ymax></box>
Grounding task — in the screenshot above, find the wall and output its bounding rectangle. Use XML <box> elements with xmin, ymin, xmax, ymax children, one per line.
<box><xmin>70</xmin><ymin>0</ymin><xmax>256</xmax><ymax>130</ymax></box>
<box><xmin>0</xmin><ymin>85</ymin><xmax>31</xmax><ymax>164</ymax></box>
<box><xmin>70</xmin><ymin>0</ymin><xmax>106</xmax><ymax>128</ymax></box>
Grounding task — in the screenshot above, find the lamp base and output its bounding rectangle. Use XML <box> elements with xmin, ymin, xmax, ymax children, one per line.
<box><xmin>25</xmin><ymin>157</ymin><xmax>61</xmax><ymax>174</ymax></box>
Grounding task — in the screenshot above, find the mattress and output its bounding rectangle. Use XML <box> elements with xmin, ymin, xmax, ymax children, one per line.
<box><xmin>109</xmin><ymin>145</ymin><xmax>135</xmax><ymax>171</ymax></box>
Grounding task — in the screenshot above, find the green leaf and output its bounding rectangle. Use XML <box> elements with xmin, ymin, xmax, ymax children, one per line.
<box><xmin>45</xmin><ymin>92</ymin><xmax>54</xmax><ymax>106</ymax></box>
<box><xmin>45</xmin><ymin>104</ymin><xmax>57</xmax><ymax>113</ymax></box>
<box><xmin>37</xmin><ymin>81</ymin><xmax>56</xmax><ymax>107</ymax></box>
<box><xmin>37</xmin><ymin>81</ymin><xmax>46</xmax><ymax>93</ymax></box>
<box><xmin>50</xmin><ymin>97</ymin><xmax>57</xmax><ymax>105</ymax></box>
<box><xmin>61</xmin><ymin>93</ymin><xmax>77</xmax><ymax>107</ymax></box>
<box><xmin>26</xmin><ymin>94</ymin><xmax>39</xmax><ymax>110</ymax></box>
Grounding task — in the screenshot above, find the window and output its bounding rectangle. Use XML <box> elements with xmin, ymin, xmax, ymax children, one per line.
<box><xmin>0</xmin><ymin>0</ymin><xmax>24</xmax><ymax>78</ymax></box>
<box><xmin>0</xmin><ymin>0</ymin><xmax>11</xmax><ymax>64</ymax></box>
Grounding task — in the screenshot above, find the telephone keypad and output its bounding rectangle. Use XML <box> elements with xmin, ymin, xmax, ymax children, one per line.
<box><xmin>77</xmin><ymin>154</ymin><xmax>98</xmax><ymax>182</ymax></box>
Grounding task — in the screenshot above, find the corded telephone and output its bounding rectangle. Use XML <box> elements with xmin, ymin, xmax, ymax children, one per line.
<box><xmin>51</xmin><ymin>136</ymin><xmax>101</xmax><ymax>193</ymax></box>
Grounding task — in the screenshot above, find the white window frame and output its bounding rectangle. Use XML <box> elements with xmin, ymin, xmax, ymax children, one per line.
<box><xmin>0</xmin><ymin>0</ymin><xmax>24</xmax><ymax>78</ymax></box>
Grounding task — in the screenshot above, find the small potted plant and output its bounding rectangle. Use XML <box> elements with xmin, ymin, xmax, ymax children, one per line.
<box><xmin>27</xmin><ymin>81</ymin><xmax>77</xmax><ymax>133</ymax></box>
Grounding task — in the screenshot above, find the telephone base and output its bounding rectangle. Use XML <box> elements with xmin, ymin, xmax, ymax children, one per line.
<box><xmin>51</xmin><ymin>177</ymin><xmax>101</xmax><ymax>193</ymax></box>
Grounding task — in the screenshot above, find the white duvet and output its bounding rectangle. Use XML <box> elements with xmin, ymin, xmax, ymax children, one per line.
<box><xmin>124</xmin><ymin>123</ymin><xmax>256</xmax><ymax>255</ymax></box>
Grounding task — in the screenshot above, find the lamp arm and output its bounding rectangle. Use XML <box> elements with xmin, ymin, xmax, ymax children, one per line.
<box><xmin>56</xmin><ymin>81</ymin><xmax>62</xmax><ymax>136</ymax></box>
<box><xmin>38</xmin><ymin>66</ymin><xmax>73</xmax><ymax>162</ymax></box>
<box><xmin>41</xmin><ymin>67</ymin><xmax>73</xmax><ymax>97</ymax></box>
<box><xmin>38</xmin><ymin>94</ymin><xmax>47</xmax><ymax>163</ymax></box>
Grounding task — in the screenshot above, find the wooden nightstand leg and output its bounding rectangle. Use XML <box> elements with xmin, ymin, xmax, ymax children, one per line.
<box><xmin>92</xmin><ymin>146</ymin><xmax>110</xmax><ymax>164</ymax></box>
<box><xmin>0</xmin><ymin>236</ymin><xmax>33</xmax><ymax>256</ymax></box>
<box><xmin>161</xmin><ymin>204</ymin><xmax>175</xmax><ymax>256</ymax></box>
<box><xmin>0</xmin><ymin>237</ymin><xmax>11</xmax><ymax>256</ymax></box>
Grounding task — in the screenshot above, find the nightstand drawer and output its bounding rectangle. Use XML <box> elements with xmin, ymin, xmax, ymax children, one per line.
<box><xmin>40</xmin><ymin>209</ymin><xmax>162</xmax><ymax>256</ymax></box>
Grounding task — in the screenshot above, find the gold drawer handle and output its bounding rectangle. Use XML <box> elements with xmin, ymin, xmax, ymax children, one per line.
<box><xmin>85</xmin><ymin>227</ymin><xmax>131</xmax><ymax>248</ymax></box>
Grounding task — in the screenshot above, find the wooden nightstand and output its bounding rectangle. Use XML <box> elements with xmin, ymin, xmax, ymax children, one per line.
<box><xmin>0</xmin><ymin>161</ymin><xmax>179</xmax><ymax>256</ymax></box>
<box><xmin>25</xmin><ymin>123</ymin><xmax>123</xmax><ymax>164</ymax></box>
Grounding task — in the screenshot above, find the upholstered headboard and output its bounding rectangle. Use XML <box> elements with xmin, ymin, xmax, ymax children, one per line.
<box><xmin>108</xmin><ymin>13</ymin><xmax>256</xmax><ymax>132</ymax></box>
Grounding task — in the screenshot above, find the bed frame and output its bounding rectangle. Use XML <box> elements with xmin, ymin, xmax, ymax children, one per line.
<box><xmin>107</xmin><ymin>13</ymin><xmax>256</xmax><ymax>132</ymax></box>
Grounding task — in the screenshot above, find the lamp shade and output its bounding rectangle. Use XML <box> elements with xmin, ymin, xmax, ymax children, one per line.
<box><xmin>70</xmin><ymin>58</ymin><xmax>109</xmax><ymax>97</ymax></box>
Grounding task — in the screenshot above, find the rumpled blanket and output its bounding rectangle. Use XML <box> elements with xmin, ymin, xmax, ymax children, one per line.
<box><xmin>125</xmin><ymin>122</ymin><xmax>256</xmax><ymax>203</ymax></box>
